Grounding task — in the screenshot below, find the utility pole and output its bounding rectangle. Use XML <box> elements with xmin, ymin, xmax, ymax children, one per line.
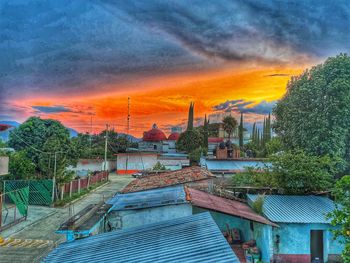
<box><xmin>90</xmin><ymin>116</ymin><xmax>92</xmax><ymax>158</ymax></box>
<box><xmin>52</xmin><ymin>152</ymin><xmax>57</xmax><ymax>203</ymax></box>
<box><xmin>104</xmin><ymin>124</ymin><xmax>109</xmax><ymax>171</ymax></box>
<box><xmin>126</xmin><ymin>97</ymin><xmax>130</xmax><ymax>173</ymax></box>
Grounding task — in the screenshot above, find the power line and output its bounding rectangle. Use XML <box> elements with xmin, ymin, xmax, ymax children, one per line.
<box><xmin>10</xmin><ymin>131</ymin><xmax>66</xmax><ymax>155</ymax></box>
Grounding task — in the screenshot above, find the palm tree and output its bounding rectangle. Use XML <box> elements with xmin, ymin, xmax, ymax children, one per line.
<box><xmin>222</xmin><ymin>115</ymin><xmax>238</xmax><ymax>140</ymax></box>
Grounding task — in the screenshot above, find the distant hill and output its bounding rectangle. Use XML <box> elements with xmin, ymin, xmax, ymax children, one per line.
<box><xmin>68</xmin><ymin>128</ymin><xmax>78</xmax><ymax>138</ymax></box>
<box><xmin>118</xmin><ymin>133</ymin><xmax>141</xmax><ymax>142</ymax></box>
<box><xmin>0</xmin><ymin>121</ymin><xmax>20</xmax><ymax>142</ymax></box>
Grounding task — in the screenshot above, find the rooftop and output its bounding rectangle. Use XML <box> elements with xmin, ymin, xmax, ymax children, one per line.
<box><xmin>122</xmin><ymin>166</ymin><xmax>215</xmax><ymax>193</ymax></box>
<box><xmin>187</xmin><ymin>188</ymin><xmax>278</xmax><ymax>227</ymax></box>
<box><xmin>247</xmin><ymin>194</ymin><xmax>336</xmax><ymax>224</ymax></box>
<box><xmin>203</xmin><ymin>158</ymin><xmax>268</xmax><ymax>172</ymax></box>
<box><xmin>43</xmin><ymin>213</ymin><xmax>239</xmax><ymax>263</ymax></box>
<box><xmin>107</xmin><ymin>185</ymin><xmax>187</xmax><ymax>210</ymax></box>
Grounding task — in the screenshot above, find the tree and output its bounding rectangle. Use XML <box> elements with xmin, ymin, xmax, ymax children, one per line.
<box><xmin>9</xmin><ymin>150</ymin><xmax>36</xmax><ymax>180</ymax></box>
<box><xmin>176</xmin><ymin>129</ymin><xmax>203</xmax><ymax>153</ymax></box>
<box><xmin>232</xmin><ymin>150</ymin><xmax>343</xmax><ymax>194</ymax></box>
<box><xmin>274</xmin><ymin>54</ymin><xmax>350</xmax><ymax>168</ymax></box>
<box><xmin>239</xmin><ymin>113</ymin><xmax>244</xmax><ymax>148</ymax></box>
<box><xmin>203</xmin><ymin>115</ymin><xmax>209</xmax><ymax>149</ymax></box>
<box><xmin>189</xmin><ymin>146</ymin><xmax>207</xmax><ymax>165</ymax></box>
<box><xmin>222</xmin><ymin>115</ymin><xmax>238</xmax><ymax>139</ymax></box>
<box><xmin>265</xmin><ymin>137</ymin><xmax>284</xmax><ymax>156</ymax></box>
<box><xmin>187</xmin><ymin>102</ymin><xmax>194</xmax><ymax>131</ymax></box>
<box><xmin>153</xmin><ymin>161</ymin><xmax>166</xmax><ymax>171</ymax></box>
<box><xmin>8</xmin><ymin>117</ymin><xmax>75</xmax><ymax>177</ymax></box>
<box><xmin>328</xmin><ymin>175</ymin><xmax>350</xmax><ymax>261</ymax></box>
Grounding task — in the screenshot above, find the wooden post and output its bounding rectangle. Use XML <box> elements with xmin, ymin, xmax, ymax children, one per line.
<box><xmin>0</xmin><ymin>193</ymin><xmax>2</xmax><ymax>228</ymax></box>
<box><xmin>69</xmin><ymin>181</ymin><xmax>72</xmax><ymax>198</ymax></box>
<box><xmin>78</xmin><ymin>179</ymin><xmax>81</xmax><ymax>194</ymax></box>
<box><xmin>60</xmin><ymin>185</ymin><xmax>64</xmax><ymax>201</ymax></box>
<box><xmin>87</xmin><ymin>175</ymin><xmax>90</xmax><ymax>189</ymax></box>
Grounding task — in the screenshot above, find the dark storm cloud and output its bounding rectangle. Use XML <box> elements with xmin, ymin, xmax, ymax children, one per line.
<box><xmin>214</xmin><ymin>99</ymin><xmax>276</xmax><ymax>115</ymax></box>
<box><xmin>1</xmin><ymin>0</ymin><xmax>350</xmax><ymax>99</ymax></box>
<box><xmin>32</xmin><ymin>105</ymin><xmax>73</xmax><ymax>114</ymax></box>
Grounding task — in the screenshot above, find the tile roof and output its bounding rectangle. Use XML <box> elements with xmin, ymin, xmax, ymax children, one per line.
<box><xmin>204</xmin><ymin>159</ymin><xmax>268</xmax><ymax>172</ymax></box>
<box><xmin>247</xmin><ymin>194</ymin><xmax>336</xmax><ymax>224</ymax></box>
<box><xmin>43</xmin><ymin>212</ymin><xmax>239</xmax><ymax>263</ymax></box>
<box><xmin>107</xmin><ymin>185</ymin><xmax>187</xmax><ymax>210</ymax></box>
<box><xmin>122</xmin><ymin>166</ymin><xmax>215</xmax><ymax>193</ymax></box>
<box><xmin>187</xmin><ymin>188</ymin><xmax>278</xmax><ymax>227</ymax></box>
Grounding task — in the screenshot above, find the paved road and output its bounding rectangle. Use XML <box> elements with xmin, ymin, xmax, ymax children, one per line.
<box><xmin>0</xmin><ymin>173</ymin><xmax>133</xmax><ymax>262</ymax></box>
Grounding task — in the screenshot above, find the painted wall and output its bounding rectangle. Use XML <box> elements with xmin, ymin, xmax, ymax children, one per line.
<box><xmin>192</xmin><ymin>207</ymin><xmax>252</xmax><ymax>241</ymax></box>
<box><xmin>69</xmin><ymin>159</ymin><xmax>115</xmax><ymax>173</ymax></box>
<box><xmin>272</xmin><ymin>223</ymin><xmax>343</xmax><ymax>263</ymax></box>
<box><xmin>253</xmin><ymin>222</ymin><xmax>273</xmax><ymax>263</ymax></box>
<box><xmin>116</xmin><ymin>154</ymin><xmax>158</xmax><ymax>172</ymax></box>
<box><xmin>107</xmin><ymin>204</ymin><xmax>192</xmax><ymax>231</ymax></box>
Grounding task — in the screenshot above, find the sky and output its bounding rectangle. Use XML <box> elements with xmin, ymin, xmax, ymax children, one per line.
<box><xmin>1</xmin><ymin>0</ymin><xmax>350</xmax><ymax>136</ymax></box>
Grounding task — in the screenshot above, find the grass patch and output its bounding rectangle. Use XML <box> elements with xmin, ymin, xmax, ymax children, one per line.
<box><xmin>54</xmin><ymin>181</ymin><xmax>108</xmax><ymax>207</ymax></box>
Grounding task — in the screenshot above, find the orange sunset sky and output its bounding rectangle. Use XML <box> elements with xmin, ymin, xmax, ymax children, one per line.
<box><xmin>1</xmin><ymin>1</ymin><xmax>347</xmax><ymax>137</ymax></box>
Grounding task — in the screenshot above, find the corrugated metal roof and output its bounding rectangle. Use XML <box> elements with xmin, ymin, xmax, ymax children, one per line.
<box><xmin>43</xmin><ymin>212</ymin><xmax>239</xmax><ymax>263</ymax></box>
<box><xmin>187</xmin><ymin>188</ymin><xmax>278</xmax><ymax>227</ymax></box>
<box><xmin>204</xmin><ymin>159</ymin><xmax>268</xmax><ymax>172</ymax></box>
<box><xmin>247</xmin><ymin>194</ymin><xmax>336</xmax><ymax>224</ymax></box>
<box><xmin>107</xmin><ymin>185</ymin><xmax>187</xmax><ymax>210</ymax></box>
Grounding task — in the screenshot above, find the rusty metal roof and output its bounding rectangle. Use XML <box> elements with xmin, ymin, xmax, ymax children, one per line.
<box><xmin>187</xmin><ymin>188</ymin><xmax>278</xmax><ymax>227</ymax></box>
<box><xmin>122</xmin><ymin>166</ymin><xmax>215</xmax><ymax>193</ymax></box>
<box><xmin>43</xmin><ymin>212</ymin><xmax>239</xmax><ymax>263</ymax></box>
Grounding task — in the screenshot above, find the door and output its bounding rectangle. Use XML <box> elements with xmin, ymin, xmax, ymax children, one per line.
<box><xmin>310</xmin><ymin>230</ymin><xmax>324</xmax><ymax>262</ymax></box>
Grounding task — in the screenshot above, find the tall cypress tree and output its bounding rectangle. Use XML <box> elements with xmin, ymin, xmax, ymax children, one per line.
<box><xmin>203</xmin><ymin>114</ymin><xmax>209</xmax><ymax>149</ymax></box>
<box><xmin>187</xmin><ymin>102</ymin><xmax>194</xmax><ymax>131</ymax></box>
<box><xmin>252</xmin><ymin>122</ymin><xmax>256</xmax><ymax>142</ymax></box>
<box><xmin>239</xmin><ymin>113</ymin><xmax>244</xmax><ymax>148</ymax></box>
<box><xmin>262</xmin><ymin>117</ymin><xmax>266</xmax><ymax>146</ymax></box>
<box><xmin>267</xmin><ymin>113</ymin><xmax>271</xmax><ymax>141</ymax></box>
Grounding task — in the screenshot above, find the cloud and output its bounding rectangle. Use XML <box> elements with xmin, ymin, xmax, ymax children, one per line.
<box><xmin>32</xmin><ymin>105</ymin><xmax>73</xmax><ymax>114</ymax></box>
<box><xmin>264</xmin><ymin>74</ymin><xmax>290</xmax><ymax>77</ymax></box>
<box><xmin>1</xmin><ymin>0</ymin><xmax>350</xmax><ymax>100</ymax></box>
<box><xmin>213</xmin><ymin>99</ymin><xmax>276</xmax><ymax>115</ymax></box>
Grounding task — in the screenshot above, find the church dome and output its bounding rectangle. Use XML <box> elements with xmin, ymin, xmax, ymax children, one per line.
<box><xmin>143</xmin><ymin>124</ymin><xmax>167</xmax><ymax>142</ymax></box>
<box><xmin>168</xmin><ymin>132</ymin><xmax>180</xmax><ymax>141</ymax></box>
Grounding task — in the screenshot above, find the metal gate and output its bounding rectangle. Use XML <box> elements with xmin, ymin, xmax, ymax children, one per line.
<box><xmin>3</xmin><ymin>180</ymin><xmax>53</xmax><ymax>206</ymax></box>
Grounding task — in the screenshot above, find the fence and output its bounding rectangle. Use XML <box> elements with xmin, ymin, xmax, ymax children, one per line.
<box><xmin>0</xmin><ymin>187</ymin><xmax>29</xmax><ymax>232</ymax></box>
<box><xmin>58</xmin><ymin>171</ymin><xmax>108</xmax><ymax>201</ymax></box>
<box><xmin>2</xmin><ymin>180</ymin><xmax>53</xmax><ymax>206</ymax></box>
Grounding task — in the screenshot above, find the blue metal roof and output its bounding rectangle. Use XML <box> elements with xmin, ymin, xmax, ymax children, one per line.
<box><xmin>204</xmin><ymin>159</ymin><xmax>268</xmax><ymax>171</ymax></box>
<box><xmin>247</xmin><ymin>194</ymin><xmax>336</xmax><ymax>224</ymax></box>
<box><xmin>106</xmin><ymin>185</ymin><xmax>187</xmax><ymax>210</ymax></box>
<box><xmin>43</xmin><ymin>212</ymin><xmax>239</xmax><ymax>263</ymax></box>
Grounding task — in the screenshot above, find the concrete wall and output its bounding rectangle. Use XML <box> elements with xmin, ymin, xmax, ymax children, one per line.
<box><xmin>272</xmin><ymin>223</ymin><xmax>343</xmax><ymax>263</ymax></box>
<box><xmin>107</xmin><ymin>204</ymin><xmax>192</xmax><ymax>231</ymax></box>
<box><xmin>69</xmin><ymin>159</ymin><xmax>115</xmax><ymax>174</ymax></box>
<box><xmin>253</xmin><ymin>222</ymin><xmax>273</xmax><ymax>263</ymax></box>
<box><xmin>192</xmin><ymin>207</ymin><xmax>251</xmax><ymax>241</ymax></box>
<box><xmin>116</xmin><ymin>154</ymin><xmax>158</xmax><ymax>173</ymax></box>
<box><xmin>0</xmin><ymin>156</ymin><xmax>9</xmax><ymax>176</ymax></box>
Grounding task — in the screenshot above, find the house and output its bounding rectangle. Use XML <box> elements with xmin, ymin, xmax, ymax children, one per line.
<box><xmin>138</xmin><ymin>124</ymin><xmax>182</xmax><ymax>153</ymax></box>
<box><xmin>121</xmin><ymin>166</ymin><xmax>215</xmax><ymax>193</ymax></box>
<box><xmin>43</xmin><ymin>213</ymin><xmax>240</xmax><ymax>263</ymax></box>
<box><xmin>106</xmin><ymin>186</ymin><xmax>192</xmax><ymax>231</ymax></box>
<box><xmin>115</xmin><ymin>152</ymin><xmax>189</xmax><ymax>174</ymax></box>
<box><xmin>187</xmin><ymin>188</ymin><xmax>278</xmax><ymax>262</ymax></box>
<box><xmin>201</xmin><ymin>157</ymin><xmax>268</xmax><ymax>176</ymax></box>
<box><xmin>106</xmin><ymin>184</ymin><xmax>278</xmax><ymax>262</ymax></box>
<box><xmin>247</xmin><ymin>194</ymin><xmax>343</xmax><ymax>263</ymax></box>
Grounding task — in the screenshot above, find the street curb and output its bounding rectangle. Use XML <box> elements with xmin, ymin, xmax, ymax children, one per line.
<box><xmin>58</xmin><ymin>181</ymin><xmax>110</xmax><ymax>208</ymax></box>
<box><xmin>2</xmin><ymin>209</ymin><xmax>59</xmax><ymax>238</ymax></box>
